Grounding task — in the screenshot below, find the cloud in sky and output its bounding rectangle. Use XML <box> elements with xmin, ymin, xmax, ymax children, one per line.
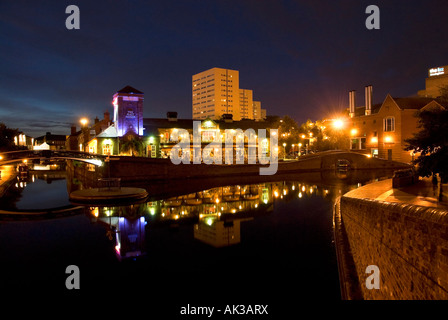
<box><xmin>1</xmin><ymin>0</ymin><xmax>448</xmax><ymax>137</ymax></box>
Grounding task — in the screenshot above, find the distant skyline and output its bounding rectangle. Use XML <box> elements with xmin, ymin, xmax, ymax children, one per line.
<box><xmin>1</xmin><ymin>0</ymin><xmax>448</xmax><ymax>137</ymax></box>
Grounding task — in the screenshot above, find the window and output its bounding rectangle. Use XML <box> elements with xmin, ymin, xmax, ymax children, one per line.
<box><xmin>103</xmin><ymin>144</ymin><xmax>111</xmax><ymax>155</ymax></box>
<box><xmin>360</xmin><ymin>137</ymin><xmax>366</xmax><ymax>149</ymax></box>
<box><xmin>150</xmin><ymin>145</ymin><xmax>156</xmax><ymax>158</ymax></box>
<box><xmin>202</xmin><ymin>130</ymin><xmax>217</xmax><ymax>142</ymax></box>
<box><xmin>350</xmin><ymin>137</ymin><xmax>366</xmax><ymax>150</ymax></box>
<box><xmin>383</xmin><ymin>117</ymin><xmax>395</xmax><ymax>132</ymax></box>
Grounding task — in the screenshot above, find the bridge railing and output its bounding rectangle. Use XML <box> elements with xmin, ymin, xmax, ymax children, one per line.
<box><xmin>97</xmin><ymin>178</ymin><xmax>121</xmax><ymax>191</ymax></box>
<box><xmin>0</xmin><ymin>149</ymin><xmax>107</xmax><ymax>162</ymax></box>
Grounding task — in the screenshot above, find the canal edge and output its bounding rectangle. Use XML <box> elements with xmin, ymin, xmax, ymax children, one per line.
<box><xmin>333</xmin><ymin>196</ymin><xmax>363</xmax><ymax>300</ymax></box>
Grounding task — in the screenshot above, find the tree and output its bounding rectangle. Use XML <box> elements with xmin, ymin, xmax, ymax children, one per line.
<box><xmin>438</xmin><ymin>84</ymin><xmax>448</xmax><ymax>105</ymax></box>
<box><xmin>120</xmin><ymin>134</ymin><xmax>143</xmax><ymax>156</ymax></box>
<box><xmin>405</xmin><ymin>108</ymin><xmax>448</xmax><ymax>184</ymax></box>
<box><xmin>271</xmin><ymin>116</ymin><xmax>300</xmax><ymax>157</ymax></box>
<box><xmin>0</xmin><ymin>123</ymin><xmax>22</xmax><ymax>152</ymax></box>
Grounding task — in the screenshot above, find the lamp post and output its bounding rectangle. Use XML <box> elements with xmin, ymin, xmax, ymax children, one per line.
<box><xmin>283</xmin><ymin>143</ymin><xmax>286</xmax><ymax>160</ymax></box>
<box><xmin>80</xmin><ymin>118</ymin><xmax>89</xmax><ymax>153</ymax></box>
<box><xmin>292</xmin><ymin>144</ymin><xmax>295</xmax><ymax>158</ymax></box>
<box><xmin>298</xmin><ymin>143</ymin><xmax>302</xmax><ymax>156</ymax></box>
<box><xmin>80</xmin><ymin>118</ymin><xmax>88</xmax><ymax>127</ymax></box>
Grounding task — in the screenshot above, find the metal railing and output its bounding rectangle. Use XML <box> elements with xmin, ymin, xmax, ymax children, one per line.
<box><xmin>97</xmin><ymin>178</ymin><xmax>121</xmax><ymax>191</ymax></box>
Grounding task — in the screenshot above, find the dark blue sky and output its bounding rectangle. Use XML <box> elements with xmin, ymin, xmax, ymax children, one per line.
<box><xmin>1</xmin><ymin>0</ymin><xmax>448</xmax><ymax>137</ymax></box>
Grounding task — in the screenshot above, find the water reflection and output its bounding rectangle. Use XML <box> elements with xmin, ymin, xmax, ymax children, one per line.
<box><xmin>89</xmin><ymin>205</ymin><xmax>147</xmax><ymax>261</ymax></box>
<box><xmin>85</xmin><ymin>179</ymin><xmax>351</xmax><ymax>260</ymax></box>
<box><xmin>0</xmin><ymin>170</ymin><xmax>68</xmax><ymax>211</ymax></box>
<box><xmin>2</xmin><ymin>163</ymin><xmax>395</xmax><ymax>263</ymax></box>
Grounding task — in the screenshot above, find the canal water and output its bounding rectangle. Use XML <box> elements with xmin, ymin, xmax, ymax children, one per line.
<box><xmin>0</xmin><ymin>166</ymin><xmax>393</xmax><ymax>313</ymax></box>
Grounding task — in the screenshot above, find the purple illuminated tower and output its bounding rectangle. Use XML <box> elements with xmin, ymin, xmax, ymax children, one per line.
<box><xmin>112</xmin><ymin>86</ymin><xmax>144</xmax><ymax>137</ymax></box>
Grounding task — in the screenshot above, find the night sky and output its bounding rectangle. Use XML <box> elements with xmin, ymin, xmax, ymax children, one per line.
<box><xmin>1</xmin><ymin>0</ymin><xmax>448</xmax><ymax>137</ymax></box>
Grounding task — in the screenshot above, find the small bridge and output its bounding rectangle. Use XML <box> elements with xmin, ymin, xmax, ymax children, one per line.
<box><xmin>0</xmin><ymin>150</ymin><xmax>106</xmax><ymax>166</ymax></box>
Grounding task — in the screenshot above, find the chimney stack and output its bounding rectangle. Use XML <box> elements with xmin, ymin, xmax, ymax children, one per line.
<box><xmin>349</xmin><ymin>90</ymin><xmax>356</xmax><ymax>118</ymax></box>
<box><xmin>167</xmin><ymin>111</ymin><xmax>178</xmax><ymax>121</ymax></box>
<box><xmin>71</xmin><ymin>125</ymin><xmax>76</xmax><ymax>135</ymax></box>
<box><xmin>365</xmin><ymin>85</ymin><xmax>372</xmax><ymax>116</ymax></box>
<box><xmin>104</xmin><ymin>111</ymin><xmax>110</xmax><ymax>123</ymax></box>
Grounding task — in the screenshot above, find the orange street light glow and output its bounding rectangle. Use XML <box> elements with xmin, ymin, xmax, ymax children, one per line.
<box><xmin>333</xmin><ymin>119</ymin><xmax>344</xmax><ymax>129</ymax></box>
<box><xmin>80</xmin><ymin>118</ymin><xmax>88</xmax><ymax>126</ymax></box>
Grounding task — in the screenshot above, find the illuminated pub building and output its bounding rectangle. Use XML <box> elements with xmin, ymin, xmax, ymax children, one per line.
<box><xmin>67</xmin><ymin>86</ymin><xmax>272</xmax><ymax>161</ymax></box>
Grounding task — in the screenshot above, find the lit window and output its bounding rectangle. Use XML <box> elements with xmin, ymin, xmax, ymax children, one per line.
<box><xmin>383</xmin><ymin>117</ymin><xmax>395</xmax><ymax>132</ymax></box>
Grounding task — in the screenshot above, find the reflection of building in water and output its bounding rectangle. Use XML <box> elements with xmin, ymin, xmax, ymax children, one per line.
<box><xmin>194</xmin><ymin>216</ymin><xmax>253</xmax><ymax>247</ymax></box>
<box><xmin>84</xmin><ymin>180</ymin><xmax>359</xmax><ymax>254</ymax></box>
<box><xmin>151</xmin><ymin>183</ymin><xmax>271</xmax><ymax>221</ymax></box>
<box><xmin>145</xmin><ymin>181</ymin><xmax>343</xmax><ymax>224</ymax></box>
<box><xmin>89</xmin><ymin>205</ymin><xmax>147</xmax><ymax>261</ymax></box>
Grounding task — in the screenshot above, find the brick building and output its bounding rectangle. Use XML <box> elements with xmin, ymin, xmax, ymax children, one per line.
<box><xmin>66</xmin><ymin>86</ymin><xmax>274</xmax><ymax>162</ymax></box>
<box><xmin>347</xmin><ymin>86</ymin><xmax>446</xmax><ymax>163</ymax></box>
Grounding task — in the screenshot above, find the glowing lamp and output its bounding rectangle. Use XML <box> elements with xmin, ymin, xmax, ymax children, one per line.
<box><xmin>385</xmin><ymin>136</ymin><xmax>392</xmax><ymax>143</ymax></box>
<box><xmin>333</xmin><ymin>119</ymin><xmax>344</xmax><ymax>129</ymax></box>
<box><xmin>80</xmin><ymin>118</ymin><xmax>88</xmax><ymax>126</ymax></box>
<box><xmin>350</xmin><ymin>128</ymin><xmax>358</xmax><ymax>136</ymax></box>
<box><xmin>371</xmin><ymin>137</ymin><xmax>378</xmax><ymax>143</ymax></box>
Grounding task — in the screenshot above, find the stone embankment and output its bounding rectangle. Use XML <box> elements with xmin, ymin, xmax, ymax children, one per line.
<box><xmin>338</xmin><ymin>178</ymin><xmax>448</xmax><ymax>299</ymax></box>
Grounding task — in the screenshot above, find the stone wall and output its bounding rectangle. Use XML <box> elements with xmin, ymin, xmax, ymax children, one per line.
<box><xmin>340</xmin><ymin>195</ymin><xmax>448</xmax><ymax>299</ymax></box>
<box><xmin>105</xmin><ymin>151</ymin><xmax>410</xmax><ymax>182</ymax></box>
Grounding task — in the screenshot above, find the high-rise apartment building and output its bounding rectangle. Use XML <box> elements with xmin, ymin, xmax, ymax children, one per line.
<box><xmin>239</xmin><ymin>88</ymin><xmax>253</xmax><ymax>119</ymax></box>
<box><xmin>192</xmin><ymin>67</ymin><xmax>241</xmax><ymax>120</ymax></box>
<box><xmin>253</xmin><ymin>100</ymin><xmax>262</xmax><ymax>120</ymax></box>
<box><xmin>192</xmin><ymin>67</ymin><xmax>267</xmax><ymax>121</ymax></box>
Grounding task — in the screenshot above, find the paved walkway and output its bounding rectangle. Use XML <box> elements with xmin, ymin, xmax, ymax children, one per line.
<box><xmin>345</xmin><ymin>177</ymin><xmax>448</xmax><ymax>209</ymax></box>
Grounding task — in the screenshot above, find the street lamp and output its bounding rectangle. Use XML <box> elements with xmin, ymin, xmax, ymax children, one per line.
<box><xmin>283</xmin><ymin>143</ymin><xmax>287</xmax><ymax>160</ymax></box>
<box><xmin>80</xmin><ymin>118</ymin><xmax>88</xmax><ymax>127</ymax></box>
<box><xmin>298</xmin><ymin>143</ymin><xmax>302</xmax><ymax>156</ymax></box>
<box><xmin>333</xmin><ymin>119</ymin><xmax>344</xmax><ymax>129</ymax></box>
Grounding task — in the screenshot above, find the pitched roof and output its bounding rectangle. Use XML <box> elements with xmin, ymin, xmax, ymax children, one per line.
<box><xmin>352</xmin><ymin>96</ymin><xmax>446</xmax><ymax>116</ymax></box>
<box><xmin>354</xmin><ymin>103</ymin><xmax>382</xmax><ymax>116</ymax></box>
<box><xmin>392</xmin><ymin>97</ymin><xmax>439</xmax><ymax>109</ymax></box>
<box><xmin>116</xmin><ymin>85</ymin><xmax>143</xmax><ymax>94</ymax></box>
<box><xmin>96</xmin><ymin>125</ymin><xmax>118</xmax><ymax>138</ymax></box>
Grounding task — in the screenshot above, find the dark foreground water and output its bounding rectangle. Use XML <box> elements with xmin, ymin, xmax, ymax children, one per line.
<box><xmin>0</xmin><ymin>168</ymin><xmax>393</xmax><ymax>315</ymax></box>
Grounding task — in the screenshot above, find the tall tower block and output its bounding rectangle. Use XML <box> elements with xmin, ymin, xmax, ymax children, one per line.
<box><xmin>112</xmin><ymin>86</ymin><xmax>144</xmax><ymax>137</ymax></box>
